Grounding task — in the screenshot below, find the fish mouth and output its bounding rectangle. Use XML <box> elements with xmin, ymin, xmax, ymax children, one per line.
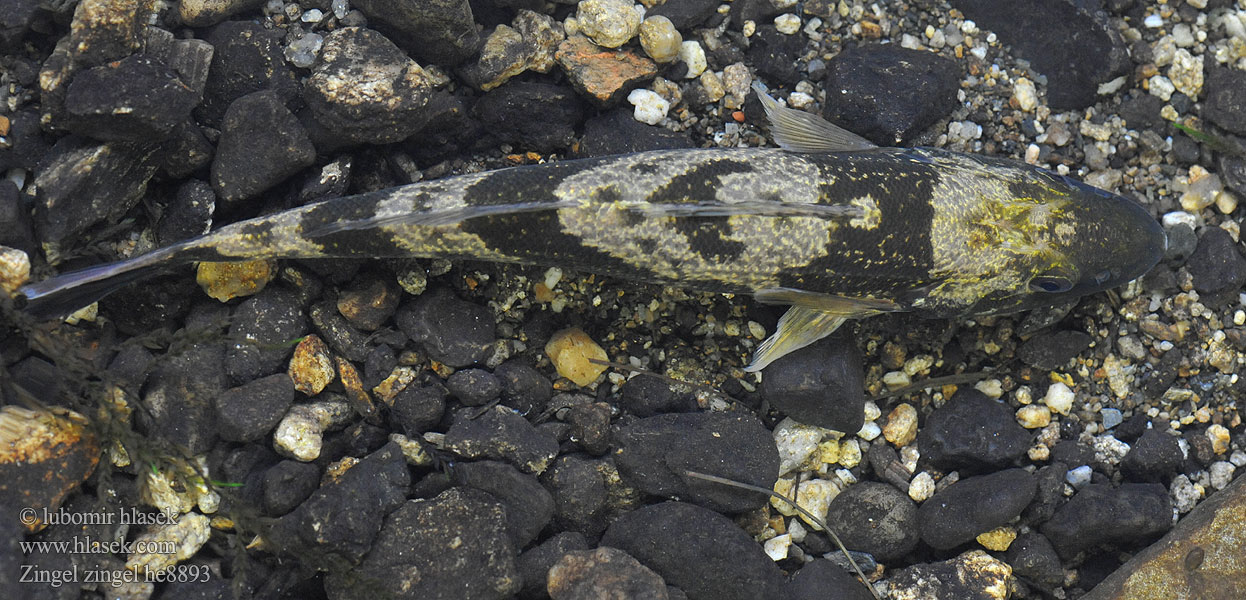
<box><xmin>1067</xmin><ymin>178</ymin><xmax>1166</xmax><ymax>294</ymax></box>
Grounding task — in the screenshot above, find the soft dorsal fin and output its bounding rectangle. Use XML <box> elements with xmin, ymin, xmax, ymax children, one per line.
<box><xmin>753</xmin><ymin>82</ymin><xmax>878</xmax><ymax>153</ymax></box>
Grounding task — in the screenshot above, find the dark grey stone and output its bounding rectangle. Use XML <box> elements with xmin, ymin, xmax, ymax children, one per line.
<box><xmin>1039</xmin><ymin>483</ymin><xmax>1172</xmax><ymax>558</ymax></box>
<box><xmin>759</xmin><ymin>334</ymin><xmax>865</xmax><ymax>433</ymax></box>
<box><xmin>1186</xmin><ymin>226</ymin><xmax>1246</xmax><ymax>306</ymax></box>
<box><xmin>494</xmin><ymin>360</ymin><xmax>552</xmax><ymax>414</ymax></box>
<box><xmin>157</xmin><ymin>179</ymin><xmax>215</xmax><ymax>246</ymax></box>
<box><xmin>576</xmin><ymin>107</ymin><xmax>694</xmax><ymax>158</ymax></box>
<box><xmin>225</xmin><ymin>286</ymin><xmax>308</xmax><ymax>386</ymax></box>
<box><xmin>446</xmin><ymin>368</ymin><xmax>503</xmax><ymax>406</ymax></box>
<box><xmin>1204</xmin><ymin>64</ymin><xmax>1246</xmax><ymax>135</ymax></box>
<box><xmin>262</xmin><ymin>460</ymin><xmax>321</xmax><ymax>516</ymax></box>
<box><xmin>351</xmin><ymin>0</ymin><xmax>481</xmax><ymax>66</ymax></box>
<box><xmin>444</xmin><ymin>406</ymin><xmax>559</xmax><ymax>474</ymax></box>
<box><xmin>547</xmin><ymin>547</ymin><xmax>668</xmax><ymax>600</ymax></box>
<box><xmin>1017</xmin><ymin>330</ymin><xmax>1093</xmax><ymax>370</ymax></box>
<box><xmin>391</xmin><ymin>379</ymin><xmax>448</xmax><ymax>435</ymax></box>
<box><xmin>821</xmin><ymin>44</ymin><xmax>961</xmax><ymax>146</ymax></box>
<box><xmin>918</xmin><ymin>388</ymin><xmax>1031</xmax><ymax>473</ymax></box>
<box><xmin>540</xmin><ymin>454</ymin><xmax>609</xmax><ymax>538</ymax></box>
<box><xmin>211</xmin><ymin>90</ymin><xmax>316</xmax><ymax>202</ymax></box>
<box><xmin>1120</xmin><ymin>428</ymin><xmax>1183</xmax><ymax>482</ymax></box>
<box><xmin>324</xmin><ymin>487</ymin><xmax>520</xmax><ymax>600</ymax></box>
<box><xmin>397</xmin><ymin>288</ymin><xmax>496</xmax><ymax>368</ymax></box>
<box><xmin>215</xmin><ymin>373</ymin><xmax>296</xmax><ymax>442</ymax></box>
<box><xmin>948</xmin><ymin>0</ymin><xmax>1129</xmax><ymax>109</ymax></box>
<box><xmin>309</xmin><ymin>300</ymin><xmax>371</xmax><ymax>362</ymax></box>
<box><xmin>649</xmin><ymin>0</ymin><xmax>720</xmax><ymax>29</ymax></box>
<box><xmin>618</xmin><ymin>374</ymin><xmax>698</xmax><ymax>417</ymax></box>
<box><xmin>614</xmin><ymin>411</ymin><xmax>779</xmax><ymax>513</ymax></box>
<box><xmin>919</xmin><ymin>468</ymin><xmax>1037</xmax><ymax>550</ymax></box>
<box><xmin>1005</xmin><ymin>531</ymin><xmax>1064</xmax><ymax>588</ymax></box>
<box><xmin>600</xmin><ymin>502</ymin><xmax>785</xmax><ymax>600</ymax></box>
<box><xmin>517</xmin><ymin>531</ymin><xmax>590</xmax><ymax>599</ymax></box>
<box><xmin>455</xmin><ymin>460</ymin><xmax>555</xmax><ymax>549</ymax></box>
<box><xmin>65</xmin><ymin>55</ymin><xmax>199</xmax><ymax>143</ymax></box>
<box><xmin>826</xmin><ymin>482</ymin><xmax>920</xmax><ymax>561</ymax></box>
<box><xmin>198</xmin><ymin>21</ymin><xmax>300</xmax><ymax>126</ymax></box>
<box><xmin>473</xmin><ymin>82</ymin><xmax>585</xmax><ymax>153</ymax></box>
<box><xmin>784</xmin><ymin>559</ymin><xmax>875</xmax><ymax>600</ymax></box>
<box><xmin>0</xmin><ymin>180</ymin><xmax>34</xmax><ymax>254</ymax></box>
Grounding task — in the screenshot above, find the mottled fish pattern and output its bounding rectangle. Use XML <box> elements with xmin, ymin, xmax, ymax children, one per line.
<box><xmin>17</xmin><ymin>87</ymin><xmax>1166</xmax><ymax>371</ymax></box>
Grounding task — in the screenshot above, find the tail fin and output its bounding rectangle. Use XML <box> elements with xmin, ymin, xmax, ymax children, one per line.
<box><xmin>17</xmin><ymin>248</ymin><xmax>180</xmax><ymax>320</ymax></box>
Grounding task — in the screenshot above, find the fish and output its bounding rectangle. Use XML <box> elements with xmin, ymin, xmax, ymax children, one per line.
<box><xmin>16</xmin><ymin>83</ymin><xmax>1167</xmax><ymax>371</ymax></box>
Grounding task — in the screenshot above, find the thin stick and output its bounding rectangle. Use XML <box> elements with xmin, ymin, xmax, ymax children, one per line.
<box><xmin>683</xmin><ymin>470</ymin><xmax>881</xmax><ymax>600</ymax></box>
<box><xmin>870</xmin><ymin>370</ymin><xmax>992</xmax><ymax>402</ymax></box>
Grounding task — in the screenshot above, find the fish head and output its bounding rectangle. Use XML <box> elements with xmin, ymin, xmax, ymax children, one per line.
<box><xmin>960</xmin><ymin>168</ymin><xmax>1166</xmax><ymax>316</ymax></box>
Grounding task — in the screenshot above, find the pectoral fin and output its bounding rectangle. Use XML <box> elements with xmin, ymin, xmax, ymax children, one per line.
<box><xmin>745</xmin><ymin>288</ymin><xmax>899</xmax><ymax>372</ymax></box>
<box><xmin>753</xmin><ymin>82</ymin><xmax>878</xmax><ymax>153</ymax></box>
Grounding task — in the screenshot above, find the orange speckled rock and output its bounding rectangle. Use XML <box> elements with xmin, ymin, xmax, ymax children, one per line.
<box><xmin>0</xmin><ymin>406</ymin><xmax>100</xmax><ymax>532</ymax></box>
<box><xmin>555</xmin><ymin>35</ymin><xmax>657</xmax><ymax>105</ymax></box>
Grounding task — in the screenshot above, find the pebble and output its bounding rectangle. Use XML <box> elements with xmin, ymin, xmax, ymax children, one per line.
<box><xmin>0</xmin><ymin>245</ymin><xmax>30</xmax><ymax>295</ymax></box>
<box><xmin>1186</xmin><ymin>227</ymin><xmax>1246</xmax><ymax>305</ymax></box>
<box><xmin>545</xmin><ymin>327</ymin><xmax>609</xmax><ymax>386</ymax></box>
<box><xmin>1018</xmin><ymin>330</ymin><xmax>1092</xmax><ymax>370</ymax></box>
<box><xmin>262</xmin><ymin>460</ymin><xmax>321</xmax><ymax>516</ymax></box>
<box><xmin>887</xmin><ymin>550</ymin><xmax>1012</xmax><ymax>600</ymax></box>
<box><xmin>600</xmin><ymin>502</ymin><xmax>785</xmax><ymax>599</ymax></box>
<box><xmin>918</xmin><ymin>468</ymin><xmax>1037</xmax><ymax>550</ymax></box>
<box><xmin>1044</xmin><ymin>382</ymin><xmax>1075</xmax><ymax>415</ymax></box>
<box><xmin>142</xmin><ymin>333</ymin><xmax>226</xmax><ymax>454</ymax></box>
<box><xmin>825</xmin><ymin>482</ymin><xmax>920</xmax><ymax>561</ymax></box>
<box><xmin>880</xmin><ymin>403</ymin><xmax>917</xmax><ymax>447</ymax></box>
<box><xmin>1208</xmin><ymin>424</ymin><xmax>1231</xmax><ymax>455</ymax></box>
<box><xmin>125</xmin><ymin>512</ymin><xmax>211</xmax><ymax>573</ymax></box>
<box><xmin>226</xmin><ymin>287</ymin><xmax>307</xmax><ymax>385</ymax></box>
<box><xmin>0</xmin><ymin>406</ymin><xmax>100</xmax><ymax>532</ymax></box>
<box><xmin>1101</xmin><ymin>407</ymin><xmax>1124</xmax><ymax>430</ymax></box>
<box><xmin>678</xmin><ymin>40</ymin><xmax>707</xmax><ymax>78</ymax></box>
<box><xmin>272</xmin><ymin>397</ymin><xmax>354</xmax><ymax>461</ymax></box>
<box><xmin>975</xmin><ymin>526</ymin><xmax>1017</xmax><ymax>552</ymax></box>
<box><xmin>211</xmin><ymin>90</ymin><xmax>315</xmax><ymax>202</ymax></box>
<box><xmin>288</xmin><ymin>334</ymin><xmax>336</xmax><ymax>396</ymax></box>
<box><xmin>324</xmin><ymin>488</ymin><xmax>520</xmax><ymax>599</ymax></box>
<box><xmin>918</xmin><ymin>389</ymin><xmax>1032</xmax><ymax>473</ymax></box>
<box><xmin>459</xmin><ymin>10</ymin><xmax>565</xmax><ymax>91</ymax></box>
<box><xmin>822</xmin><ymin>44</ymin><xmax>961</xmax><ymax>145</ymax></box>
<box><xmin>785</xmin><ymin>557</ymin><xmax>877</xmax><ymax>600</ymax></box>
<box><xmin>759</xmin><ymin>335</ymin><xmax>865</xmax><ymax>433</ymax></box>
<box><xmin>1016</xmin><ymin>404</ymin><xmax>1051</xmax><ymax>429</ymax></box>
<box><xmin>548</xmin><ymin>547</ymin><xmax>668</xmax><ymax>599</ymax></box>
<box><xmin>773</xmin><ymin>417</ymin><xmax>829</xmax><ymax>475</ymax></box>
<box><xmin>627</xmin><ymin>87</ymin><xmax>670</xmax><ymax>125</ymax></box>
<box><xmin>517</xmin><ymin>532</ymin><xmax>591</xmax><ymax>598</ymax></box>
<box><xmin>1065</xmin><ymin>465</ymin><xmax>1093</xmax><ymax>488</ymax></box>
<box><xmin>454</xmin><ymin>460</ymin><xmax>554</xmax><ymax>548</ymax></box>
<box><xmin>445</xmin><ymin>368</ymin><xmax>502</xmax><ymax>406</ymax></box>
<box><xmin>1204</xmin><ymin>64</ymin><xmax>1246</xmax><ymax>135</ymax></box>
<box><xmin>350</xmin><ymin>0</ymin><xmax>480</xmax><ymax>66</ymax></box>
<box><xmin>614</xmin><ymin>411</ymin><xmax>779</xmax><ymax>513</ymax></box>
<box><xmin>908</xmin><ymin>471</ymin><xmax>936</xmax><ymax>502</ymax></box>
<box><xmin>196</xmin><ymin>259</ymin><xmax>276</xmax><ymax>302</ymax></box>
<box><xmin>1168</xmin><ymin>48</ymin><xmax>1204</xmax><ymax>99</ymax></box>
<box><xmin>774</xmin><ymin>14</ymin><xmax>801</xmax><ymax>35</ymax></box>
<box><xmin>1005</xmin><ymin>532</ymin><xmax>1064</xmax><ymax>588</ymax></box>
<box><xmin>638</xmin><ymin>15</ymin><xmax>681</xmax><ymax>63</ymax></box>
<box><xmin>397</xmin><ymin>288</ymin><xmax>496</xmax><ymax>368</ymax></box>
<box><xmin>180</xmin><ymin>0</ymin><xmax>269</xmax><ymax>26</ymax></box>
<box><xmin>1040</xmin><ymin>483</ymin><xmax>1172</xmax><ymax>557</ymax></box>
<box><xmin>336</xmin><ymin>276</ymin><xmax>400</xmax><ymax>331</ymax></box>
<box><xmin>64</xmin><ymin>55</ymin><xmax>200</xmax><ymax>143</ymax></box>
<box><xmin>197</xmin><ymin>21</ymin><xmax>300</xmax><ymax>126</ymax></box>
<box><xmin>443</xmin><ymin>405</ymin><xmax>559</xmax><ymax>474</ymax></box>
<box><xmin>555</xmin><ymin>35</ymin><xmax>658</xmax><ymax>104</ymax></box>
<box><xmin>1013</xmin><ymin>77</ymin><xmax>1038</xmax><ymax>111</ymax></box>
<box><xmin>576</xmin><ymin>0</ymin><xmax>643</xmax><ymax>48</ymax></box>
<box><xmin>214</xmin><ymin>373</ymin><xmax>295</xmax><ymax>442</ymax></box>
<box><xmin>618</xmin><ymin>374</ymin><xmax>697</xmax><ymax>417</ymax></box>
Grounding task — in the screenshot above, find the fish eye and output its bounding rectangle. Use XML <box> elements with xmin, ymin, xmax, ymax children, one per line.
<box><xmin>1093</xmin><ymin>269</ymin><xmax>1114</xmax><ymax>285</ymax></box>
<box><xmin>1029</xmin><ymin>275</ymin><xmax>1074</xmax><ymax>293</ymax></box>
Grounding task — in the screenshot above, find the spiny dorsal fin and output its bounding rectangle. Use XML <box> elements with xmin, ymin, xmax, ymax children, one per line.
<box><xmin>753</xmin><ymin>82</ymin><xmax>878</xmax><ymax>153</ymax></box>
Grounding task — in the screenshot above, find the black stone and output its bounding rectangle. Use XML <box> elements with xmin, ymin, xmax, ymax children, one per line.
<box><xmin>262</xmin><ymin>460</ymin><xmax>321</xmax><ymax>516</ymax></box>
<box><xmin>576</xmin><ymin>107</ymin><xmax>694</xmax><ymax>158</ymax></box>
<box><xmin>140</xmin><ymin>336</ymin><xmax>226</xmax><ymax>455</ymax></box>
<box><xmin>547</xmin><ymin>547</ymin><xmax>668</xmax><ymax>599</ymax></box>
<box><xmin>540</xmin><ymin>454</ymin><xmax>608</xmax><ymax>538</ymax></box>
<box><xmin>729</xmin><ymin>0</ymin><xmax>785</xmax><ymax>31</ymax></box>
<box><xmin>822</xmin><ymin>44</ymin><xmax>961</xmax><ymax>146</ymax></box>
<box><xmin>564</xmin><ymin>401</ymin><xmax>613</xmax><ymax>456</ymax></box>
<box><xmin>157</xmin><ymin>120</ymin><xmax>215</xmax><ymax>179</ymax></box>
<box><xmin>215</xmin><ymin>373</ymin><xmax>296</xmax><ymax>442</ymax></box>
<box><xmin>323</xmin><ymin>488</ymin><xmax>521</xmax><ymax>600</ymax></box>
<box><xmin>1204</xmin><ymin>64</ymin><xmax>1246</xmax><ymax>135</ymax></box>
<box><xmin>1039</xmin><ymin>482</ymin><xmax>1172</xmax><ymax>558</ymax></box>
<box><xmin>948</xmin><ymin>0</ymin><xmax>1129</xmax><ymax>109</ymax></box>
<box><xmin>211</xmin><ymin>90</ymin><xmax>316</xmax><ymax>202</ymax></box>
<box><xmin>391</xmin><ymin>379</ymin><xmax>448</xmax><ymax>435</ymax></box>
<box><xmin>454</xmin><ymin>460</ymin><xmax>555</xmax><ymax>549</ymax></box>
<box><xmin>747</xmin><ymin>26</ymin><xmax>805</xmax><ymax>87</ymax></box>
<box><xmin>0</xmin><ymin>180</ymin><xmax>35</xmax><ymax>254</ymax></box>
<box><xmin>1185</xmin><ymin>226</ymin><xmax>1246</xmax><ymax>306</ymax></box>
<box><xmin>1220</xmin><ymin>153</ymin><xmax>1246</xmax><ymax>199</ymax></box>
<box><xmin>784</xmin><ymin>559</ymin><xmax>875</xmax><ymax>600</ymax></box>
<box><xmin>304</xmin><ymin>27</ymin><xmax>435</xmax><ymax>146</ymax></box>
<box><xmin>363</xmin><ymin>344</ymin><xmax>397</xmax><ymax>390</ymax></box>
<box><xmin>1120</xmin><ymin>428</ymin><xmax>1183</xmax><ymax>482</ymax></box>
<box><xmin>397</xmin><ymin>288</ymin><xmax>496</xmax><ymax>368</ymax></box>
<box><xmin>918</xmin><ymin>468</ymin><xmax>1037</xmax><ymax>550</ymax></box>
<box><xmin>198</xmin><ymin>21</ymin><xmax>300</xmax><ymax>127</ymax></box>
<box><xmin>1024</xmin><ymin>461</ymin><xmax>1070</xmax><ymax>525</ymax></box>
<box><xmin>649</xmin><ymin>0</ymin><xmax>720</xmax><ymax>29</ymax></box>
<box><xmin>0</xmin><ymin>110</ymin><xmax>51</xmax><ymax>172</ymax></box>
<box><xmin>309</xmin><ymin>301</ymin><xmax>371</xmax><ymax>362</ymax></box>
<box><xmin>1017</xmin><ymin>330</ymin><xmax>1093</xmax><ymax>370</ymax></box>
<box><xmin>516</xmin><ymin>531</ymin><xmax>590</xmax><ymax>599</ymax></box>
<box><xmin>32</xmin><ymin>136</ymin><xmax>161</xmax><ymax>262</ymax></box>
<box><xmin>157</xmin><ymin>179</ymin><xmax>215</xmax><ymax>246</ymax></box>
<box><xmin>350</xmin><ymin>0</ymin><xmax>481</xmax><ymax>66</ymax></box>
<box><xmin>64</xmin><ymin>55</ymin><xmax>199</xmax><ymax>143</ymax></box>
<box><xmin>614</xmin><ymin>411</ymin><xmax>779</xmax><ymax>513</ymax></box>
<box><xmin>1182</xmin><ymin>427</ymin><xmax>1217</xmax><ymax>467</ymax></box>
<box><xmin>225</xmin><ymin>286</ymin><xmax>307</xmax><ymax>386</ymax></box>
<box><xmin>1117</xmin><ymin>93</ymin><xmax>1163</xmax><ymax>132</ymax></box>
<box><xmin>444</xmin><ymin>405</ymin><xmax>559</xmax><ymax>474</ymax></box>
<box><xmin>267</xmin><ymin>441</ymin><xmax>412</xmax><ymax>565</ymax></box>
<box><xmin>825</xmin><ymin>482</ymin><xmax>920</xmax><ymax>561</ymax></box>
<box><xmin>918</xmin><ymin>388</ymin><xmax>1031</xmax><ymax>473</ymax></box>
<box><xmin>600</xmin><ymin>502</ymin><xmax>785</xmax><ymax>600</ymax></box>
<box><xmin>446</xmin><ymin>368</ymin><xmax>503</xmax><ymax>407</ymax></box>
<box><xmin>335</xmin><ymin>275</ymin><xmax>401</xmax><ymax>331</ymax></box>
<box><xmin>473</xmin><ymin>82</ymin><xmax>585</xmax><ymax>153</ymax></box>
<box><xmin>1005</xmin><ymin>531</ymin><xmax>1064</xmax><ymax>588</ymax></box>
<box><xmin>618</xmin><ymin>374</ymin><xmax>698</xmax><ymax>417</ymax></box>
<box><xmin>0</xmin><ymin>0</ymin><xmax>38</xmax><ymax>50</ymax></box>
<box><xmin>759</xmin><ymin>334</ymin><xmax>865</xmax><ymax>433</ymax></box>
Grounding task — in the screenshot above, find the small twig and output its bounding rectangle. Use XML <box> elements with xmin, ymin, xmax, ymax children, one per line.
<box><xmin>683</xmin><ymin>470</ymin><xmax>882</xmax><ymax>600</ymax></box>
<box><xmin>870</xmin><ymin>370</ymin><xmax>992</xmax><ymax>402</ymax></box>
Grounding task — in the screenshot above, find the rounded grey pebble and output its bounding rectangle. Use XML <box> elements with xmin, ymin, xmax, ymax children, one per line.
<box><xmin>826</xmin><ymin>481</ymin><xmax>920</xmax><ymax>562</ymax></box>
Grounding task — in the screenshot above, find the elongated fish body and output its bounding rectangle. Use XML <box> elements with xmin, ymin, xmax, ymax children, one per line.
<box><xmin>17</xmin><ymin>88</ymin><xmax>1166</xmax><ymax>370</ymax></box>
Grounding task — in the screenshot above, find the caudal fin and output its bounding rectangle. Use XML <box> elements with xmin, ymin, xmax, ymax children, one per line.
<box><xmin>17</xmin><ymin>249</ymin><xmax>178</xmax><ymax>320</ymax></box>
